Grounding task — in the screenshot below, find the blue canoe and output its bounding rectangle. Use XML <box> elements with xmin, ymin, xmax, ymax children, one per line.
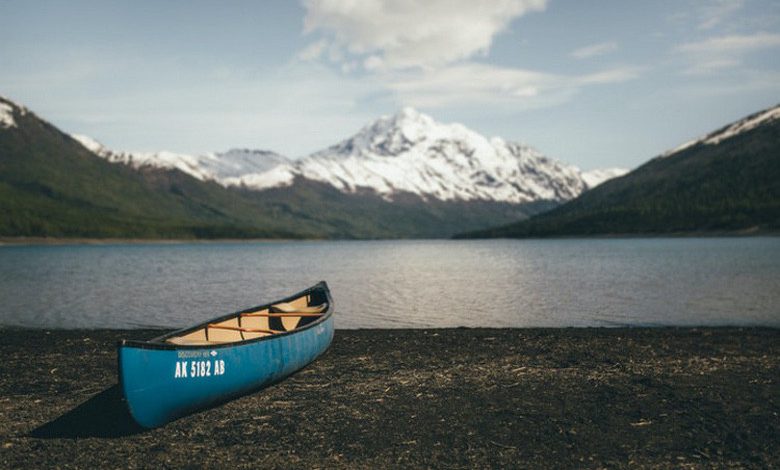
<box><xmin>118</xmin><ymin>281</ymin><xmax>334</xmax><ymax>428</ymax></box>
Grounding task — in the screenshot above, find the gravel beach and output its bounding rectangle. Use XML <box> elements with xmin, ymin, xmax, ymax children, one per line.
<box><xmin>0</xmin><ymin>328</ymin><xmax>777</xmax><ymax>468</ymax></box>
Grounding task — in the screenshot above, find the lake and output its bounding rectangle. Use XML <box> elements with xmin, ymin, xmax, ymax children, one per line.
<box><xmin>0</xmin><ymin>238</ymin><xmax>778</xmax><ymax>329</ymax></box>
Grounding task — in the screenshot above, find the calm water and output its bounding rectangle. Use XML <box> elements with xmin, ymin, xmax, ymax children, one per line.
<box><xmin>0</xmin><ymin>238</ymin><xmax>778</xmax><ymax>329</ymax></box>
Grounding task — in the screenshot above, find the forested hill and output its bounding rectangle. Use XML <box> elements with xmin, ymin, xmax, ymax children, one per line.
<box><xmin>0</xmin><ymin>96</ymin><xmax>549</xmax><ymax>239</ymax></box>
<box><xmin>458</xmin><ymin>105</ymin><xmax>780</xmax><ymax>238</ymax></box>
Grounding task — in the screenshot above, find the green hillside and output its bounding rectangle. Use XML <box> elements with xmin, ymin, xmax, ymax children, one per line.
<box><xmin>459</xmin><ymin>106</ymin><xmax>780</xmax><ymax>238</ymax></box>
<box><xmin>0</xmin><ymin>99</ymin><xmax>547</xmax><ymax>239</ymax></box>
<box><xmin>0</xmin><ymin>104</ymin><xmax>300</xmax><ymax>238</ymax></box>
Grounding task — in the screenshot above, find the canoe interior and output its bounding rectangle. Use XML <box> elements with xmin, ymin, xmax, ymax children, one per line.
<box><xmin>163</xmin><ymin>288</ymin><xmax>329</xmax><ymax>346</ymax></box>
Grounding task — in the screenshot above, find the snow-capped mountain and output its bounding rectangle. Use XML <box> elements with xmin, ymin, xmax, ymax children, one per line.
<box><xmin>71</xmin><ymin>134</ymin><xmax>289</xmax><ymax>183</ymax></box>
<box><xmin>263</xmin><ymin>108</ymin><xmax>626</xmax><ymax>203</ymax></box>
<box><xmin>580</xmin><ymin>167</ymin><xmax>628</xmax><ymax>189</ymax></box>
<box><xmin>0</xmin><ymin>95</ymin><xmax>28</xmax><ymax>129</ymax></box>
<box><xmin>0</xmin><ymin>102</ymin><xmax>16</xmax><ymax>129</ymax></box>
<box><xmin>72</xmin><ymin>108</ymin><xmax>626</xmax><ymax>204</ymax></box>
<box><xmin>662</xmin><ymin>104</ymin><xmax>780</xmax><ymax>158</ymax></box>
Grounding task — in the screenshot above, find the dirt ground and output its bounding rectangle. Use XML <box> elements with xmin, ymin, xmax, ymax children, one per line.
<box><xmin>0</xmin><ymin>328</ymin><xmax>777</xmax><ymax>469</ymax></box>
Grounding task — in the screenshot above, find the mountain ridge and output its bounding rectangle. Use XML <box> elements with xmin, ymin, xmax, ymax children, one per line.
<box><xmin>0</xmin><ymin>95</ymin><xmax>558</xmax><ymax>239</ymax></box>
<box><xmin>458</xmin><ymin>103</ymin><xmax>780</xmax><ymax>238</ymax></box>
<box><xmin>70</xmin><ymin>106</ymin><xmax>626</xmax><ymax>204</ymax></box>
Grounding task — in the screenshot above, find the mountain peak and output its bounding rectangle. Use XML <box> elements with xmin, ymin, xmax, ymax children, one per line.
<box><xmin>396</xmin><ymin>106</ymin><xmax>424</xmax><ymax>119</ymax></box>
<box><xmin>327</xmin><ymin>107</ymin><xmax>486</xmax><ymax>160</ymax></box>
<box><xmin>388</xmin><ymin>107</ymin><xmax>473</xmax><ymax>135</ymax></box>
<box><xmin>11</xmin><ymin>93</ymin><xmax>625</xmax><ymax>205</ymax></box>
<box><xmin>296</xmin><ymin>109</ymin><xmax>623</xmax><ymax>203</ymax></box>
<box><xmin>391</xmin><ymin>106</ymin><xmax>435</xmax><ymax>128</ymax></box>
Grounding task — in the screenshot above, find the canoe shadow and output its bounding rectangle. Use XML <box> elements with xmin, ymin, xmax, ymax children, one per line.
<box><xmin>30</xmin><ymin>384</ymin><xmax>145</xmax><ymax>438</ymax></box>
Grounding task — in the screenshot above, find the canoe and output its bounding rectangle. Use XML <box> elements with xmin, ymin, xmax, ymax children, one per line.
<box><xmin>118</xmin><ymin>281</ymin><xmax>334</xmax><ymax>428</ymax></box>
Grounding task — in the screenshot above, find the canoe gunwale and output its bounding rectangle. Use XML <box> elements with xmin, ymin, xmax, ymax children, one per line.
<box><xmin>118</xmin><ymin>281</ymin><xmax>333</xmax><ymax>351</ymax></box>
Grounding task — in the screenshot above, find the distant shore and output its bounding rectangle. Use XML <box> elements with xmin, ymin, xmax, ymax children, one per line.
<box><xmin>0</xmin><ymin>237</ymin><xmax>307</xmax><ymax>246</ymax></box>
<box><xmin>1</xmin><ymin>327</ymin><xmax>777</xmax><ymax>468</ymax></box>
<box><xmin>454</xmin><ymin>227</ymin><xmax>780</xmax><ymax>239</ymax></box>
<box><xmin>1</xmin><ymin>230</ymin><xmax>778</xmax><ymax>246</ymax></box>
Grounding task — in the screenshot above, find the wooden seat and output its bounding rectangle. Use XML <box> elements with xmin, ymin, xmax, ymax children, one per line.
<box><xmin>164</xmin><ymin>297</ymin><xmax>328</xmax><ymax>345</ymax></box>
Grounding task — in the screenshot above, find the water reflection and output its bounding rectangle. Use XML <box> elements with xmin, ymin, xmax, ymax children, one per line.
<box><xmin>0</xmin><ymin>238</ymin><xmax>778</xmax><ymax>329</ymax></box>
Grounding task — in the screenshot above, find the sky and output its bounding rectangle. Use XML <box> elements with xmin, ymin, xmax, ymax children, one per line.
<box><xmin>1</xmin><ymin>0</ymin><xmax>779</xmax><ymax>170</ymax></box>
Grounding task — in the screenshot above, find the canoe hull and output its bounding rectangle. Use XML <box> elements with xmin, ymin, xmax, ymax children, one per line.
<box><xmin>118</xmin><ymin>287</ymin><xmax>334</xmax><ymax>428</ymax></box>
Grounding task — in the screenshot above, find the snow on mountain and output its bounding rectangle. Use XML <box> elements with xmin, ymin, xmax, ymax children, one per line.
<box><xmin>206</xmin><ymin>149</ymin><xmax>289</xmax><ymax>179</ymax></box>
<box><xmin>0</xmin><ymin>102</ymin><xmax>16</xmax><ymax>129</ymax></box>
<box><xmin>0</xmin><ymin>96</ymin><xmax>23</xmax><ymax>129</ymax></box>
<box><xmin>222</xmin><ymin>164</ymin><xmax>297</xmax><ymax>191</ymax></box>
<box><xmin>71</xmin><ymin>134</ymin><xmax>212</xmax><ymax>179</ymax></box>
<box><xmin>581</xmin><ymin>167</ymin><xmax>628</xmax><ymax>188</ymax></box>
<box><xmin>280</xmin><ymin>107</ymin><xmax>624</xmax><ymax>203</ymax></box>
<box><xmin>71</xmin><ymin>134</ymin><xmax>288</xmax><ymax>183</ymax></box>
<box><xmin>72</xmin><ymin>107</ymin><xmax>626</xmax><ymax>204</ymax></box>
<box><xmin>662</xmin><ymin>104</ymin><xmax>780</xmax><ymax>158</ymax></box>
<box><xmin>71</xmin><ymin>134</ymin><xmax>105</xmax><ymax>155</ymax></box>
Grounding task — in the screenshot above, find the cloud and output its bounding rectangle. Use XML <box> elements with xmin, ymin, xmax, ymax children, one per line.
<box><xmin>384</xmin><ymin>63</ymin><xmax>641</xmax><ymax>109</ymax></box>
<box><xmin>577</xmin><ymin>66</ymin><xmax>643</xmax><ymax>84</ymax></box>
<box><xmin>8</xmin><ymin>58</ymin><xmax>382</xmax><ymax>156</ymax></box>
<box><xmin>677</xmin><ymin>32</ymin><xmax>780</xmax><ymax>74</ymax></box>
<box><xmin>681</xmin><ymin>58</ymin><xmax>740</xmax><ymax>75</ymax></box>
<box><xmin>386</xmin><ymin>64</ymin><xmax>552</xmax><ymax>107</ymax></box>
<box><xmin>298</xmin><ymin>39</ymin><xmax>328</xmax><ymax>61</ymax></box>
<box><xmin>698</xmin><ymin>0</ymin><xmax>745</xmax><ymax>30</ymax></box>
<box><xmin>570</xmin><ymin>41</ymin><xmax>618</xmax><ymax>59</ymax></box>
<box><xmin>298</xmin><ymin>1</ymin><xmax>639</xmax><ymax>114</ymax></box>
<box><xmin>678</xmin><ymin>32</ymin><xmax>780</xmax><ymax>54</ymax></box>
<box><xmin>301</xmin><ymin>0</ymin><xmax>547</xmax><ymax>71</ymax></box>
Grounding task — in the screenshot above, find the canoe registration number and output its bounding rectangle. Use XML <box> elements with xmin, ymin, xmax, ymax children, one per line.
<box><xmin>174</xmin><ymin>360</ymin><xmax>225</xmax><ymax>379</ymax></box>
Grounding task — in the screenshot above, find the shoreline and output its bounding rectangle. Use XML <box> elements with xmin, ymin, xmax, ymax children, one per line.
<box><xmin>1</xmin><ymin>327</ymin><xmax>777</xmax><ymax>468</ymax></box>
<box><xmin>1</xmin><ymin>231</ymin><xmax>778</xmax><ymax>246</ymax></box>
<box><xmin>0</xmin><ymin>237</ymin><xmax>312</xmax><ymax>246</ymax></box>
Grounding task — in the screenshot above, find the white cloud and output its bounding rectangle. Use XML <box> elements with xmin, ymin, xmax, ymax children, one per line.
<box><xmin>384</xmin><ymin>63</ymin><xmax>640</xmax><ymax>109</ymax></box>
<box><xmin>698</xmin><ymin>0</ymin><xmax>745</xmax><ymax>30</ymax></box>
<box><xmin>681</xmin><ymin>58</ymin><xmax>740</xmax><ymax>75</ymax></box>
<box><xmin>10</xmin><ymin>59</ymin><xmax>382</xmax><ymax>157</ymax></box>
<box><xmin>677</xmin><ymin>32</ymin><xmax>780</xmax><ymax>74</ymax></box>
<box><xmin>678</xmin><ymin>32</ymin><xmax>780</xmax><ymax>54</ymax></box>
<box><xmin>301</xmin><ymin>0</ymin><xmax>547</xmax><ymax>71</ymax></box>
<box><xmin>298</xmin><ymin>39</ymin><xmax>328</xmax><ymax>61</ymax></box>
<box><xmin>577</xmin><ymin>66</ymin><xmax>643</xmax><ymax>85</ymax></box>
<box><xmin>363</xmin><ymin>55</ymin><xmax>384</xmax><ymax>71</ymax></box>
<box><xmin>296</xmin><ymin>1</ymin><xmax>640</xmax><ymax>115</ymax></box>
<box><xmin>386</xmin><ymin>63</ymin><xmax>553</xmax><ymax>107</ymax></box>
<box><xmin>570</xmin><ymin>41</ymin><xmax>618</xmax><ymax>59</ymax></box>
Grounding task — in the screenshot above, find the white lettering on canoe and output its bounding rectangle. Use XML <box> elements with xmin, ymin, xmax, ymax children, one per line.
<box><xmin>175</xmin><ymin>361</ymin><xmax>188</xmax><ymax>378</ymax></box>
<box><xmin>174</xmin><ymin>360</ymin><xmax>225</xmax><ymax>379</ymax></box>
<box><xmin>177</xmin><ymin>350</ymin><xmax>210</xmax><ymax>359</ymax></box>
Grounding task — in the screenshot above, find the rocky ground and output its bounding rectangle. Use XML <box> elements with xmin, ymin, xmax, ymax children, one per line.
<box><xmin>0</xmin><ymin>328</ymin><xmax>777</xmax><ymax>468</ymax></box>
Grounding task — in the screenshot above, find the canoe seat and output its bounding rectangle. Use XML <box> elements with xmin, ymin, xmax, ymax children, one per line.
<box><xmin>271</xmin><ymin>302</ymin><xmax>328</xmax><ymax>314</ymax></box>
<box><xmin>164</xmin><ymin>303</ymin><xmax>327</xmax><ymax>345</ymax></box>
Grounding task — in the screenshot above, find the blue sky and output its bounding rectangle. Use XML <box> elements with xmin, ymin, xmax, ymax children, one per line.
<box><xmin>1</xmin><ymin>0</ymin><xmax>779</xmax><ymax>170</ymax></box>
